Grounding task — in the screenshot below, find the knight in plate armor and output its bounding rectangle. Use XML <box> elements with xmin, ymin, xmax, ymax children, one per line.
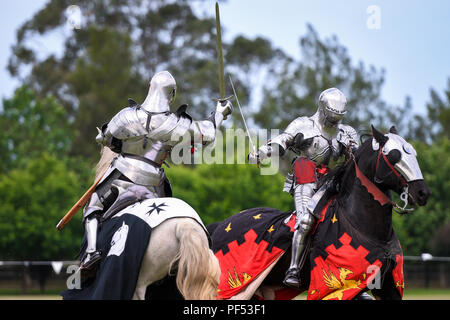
<box><xmin>249</xmin><ymin>88</ymin><xmax>358</xmax><ymax>288</ymax></box>
<box><xmin>81</xmin><ymin>71</ymin><xmax>233</xmax><ymax>269</ymax></box>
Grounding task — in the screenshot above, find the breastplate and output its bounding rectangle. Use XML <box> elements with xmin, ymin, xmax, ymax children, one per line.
<box><xmin>303</xmin><ymin>135</ymin><xmax>340</xmax><ymax>165</ymax></box>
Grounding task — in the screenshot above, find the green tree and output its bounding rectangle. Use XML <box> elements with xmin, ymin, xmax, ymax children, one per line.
<box><xmin>254</xmin><ymin>24</ymin><xmax>387</xmax><ymax>133</ymax></box>
<box><xmin>68</xmin><ymin>26</ymin><xmax>139</xmax><ymax>158</ymax></box>
<box><xmin>0</xmin><ymin>85</ymin><xmax>73</xmax><ymax>174</ymax></box>
<box><xmin>392</xmin><ymin>138</ymin><xmax>450</xmax><ymax>255</ymax></box>
<box><xmin>397</xmin><ymin>78</ymin><xmax>450</xmax><ymax>144</ymax></box>
<box><xmin>0</xmin><ymin>153</ymin><xmax>90</xmax><ymax>260</ymax></box>
<box><xmin>425</xmin><ymin>78</ymin><xmax>450</xmax><ymax>142</ymax></box>
<box><xmin>166</xmin><ymin>163</ymin><xmax>293</xmax><ymax>225</ymax></box>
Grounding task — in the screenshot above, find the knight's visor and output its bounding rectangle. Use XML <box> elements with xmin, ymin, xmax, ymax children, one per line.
<box><xmin>324</xmin><ymin>108</ymin><xmax>345</xmax><ymax>125</ymax></box>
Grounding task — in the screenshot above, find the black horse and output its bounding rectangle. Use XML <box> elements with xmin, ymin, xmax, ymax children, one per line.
<box><xmin>208</xmin><ymin>126</ymin><xmax>431</xmax><ymax>300</ymax></box>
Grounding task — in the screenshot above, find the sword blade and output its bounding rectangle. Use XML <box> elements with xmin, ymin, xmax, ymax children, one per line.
<box><xmin>215</xmin><ymin>2</ymin><xmax>225</xmax><ymax>99</ymax></box>
<box><xmin>229</xmin><ymin>75</ymin><xmax>256</xmax><ymax>153</ymax></box>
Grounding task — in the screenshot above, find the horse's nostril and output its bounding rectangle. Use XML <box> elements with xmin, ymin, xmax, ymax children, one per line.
<box><xmin>416</xmin><ymin>188</ymin><xmax>430</xmax><ymax>205</ymax></box>
<box><xmin>419</xmin><ymin>188</ymin><xmax>431</xmax><ymax>199</ymax></box>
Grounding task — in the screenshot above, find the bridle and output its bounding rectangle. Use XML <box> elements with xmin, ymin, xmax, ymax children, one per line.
<box><xmin>374</xmin><ymin>147</ymin><xmax>413</xmax><ymax>214</ymax></box>
<box><xmin>348</xmin><ymin>145</ymin><xmax>414</xmax><ymax>214</ymax></box>
<box><xmin>374</xmin><ymin>148</ymin><xmax>407</xmax><ymax>187</ymax></box>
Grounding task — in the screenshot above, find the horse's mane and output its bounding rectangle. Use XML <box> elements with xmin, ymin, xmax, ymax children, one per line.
<box><xmin>319</xmin><ymin>137</ymin><xmax>374</xmax><ymax>205</ymax></box>
<box><xmin>95</xmin><ymin>147</ymin><xmax>118</xmax><ymax>179</ymax></box>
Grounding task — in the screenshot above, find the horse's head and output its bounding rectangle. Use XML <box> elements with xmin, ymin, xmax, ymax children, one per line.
<box><xmin>370</xmin><ymin>125</ymin><xmax>431</xmax><ymax>208</ymax></box>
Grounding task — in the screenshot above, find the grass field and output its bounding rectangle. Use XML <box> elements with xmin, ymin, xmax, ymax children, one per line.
<box><xmin>403</xmin><ymin>288</ymin><xmax>450</xmax><ymax>300</ymax></box>
<box><xmin>293</xmin><ymin>288</ymin><xmax>450</xmax><ymax>300</ymax></box>
<box><xmin>0</xmin><ymin>288</ymin><xmax>449</xmax><ymax>300</ymax></box>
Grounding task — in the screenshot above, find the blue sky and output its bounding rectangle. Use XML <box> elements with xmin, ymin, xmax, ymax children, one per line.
<box><xmin>1</xmin><ymin>0</ymin><xmax>449</xmax><ymax>116</ymax></box>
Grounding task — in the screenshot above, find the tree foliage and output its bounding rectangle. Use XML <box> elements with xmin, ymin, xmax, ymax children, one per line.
<box><xmin>253</xmin><ymin>24</ymin><xmax>419</xmax><ymax>139</ymax></box>
<box><xmin>392</xmin><ymin>138</ymin><xmax>450</xmax><ymax>255</ymax></box>
<box><xmin>0</xmin><ymin>153</ymin><xmax>89</xmax><ymax>260</ymax></box>
<box><xmin>425</xmin><ymin>79</ymin><xmax>450</xmax><ymax>142</ymax></box>
<box><xmin>0</xmin><ymin>85</ymin><xmax>73</xmax><ymax>174</ymax></box>
<box><xmin>167</xmin><ymin>163</ymin><xmax>293</xmax><ymax>226</ymax></box>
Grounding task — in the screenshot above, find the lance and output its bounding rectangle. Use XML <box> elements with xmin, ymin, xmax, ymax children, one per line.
<box><xmin>56</xmin><ymin>170</ymin><xmax>106</xmax><ymax>231</ymax></box>
<box><xmin>56</xmin><ymin>146</ymin><xmax>110</xmax><ymax>231</ymax></box>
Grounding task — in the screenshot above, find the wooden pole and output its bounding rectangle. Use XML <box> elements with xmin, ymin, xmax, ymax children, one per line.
<box><xmin>56</xmin><ymin>171</ymin><xmax>106</xmax><ymax>231</ymax></box>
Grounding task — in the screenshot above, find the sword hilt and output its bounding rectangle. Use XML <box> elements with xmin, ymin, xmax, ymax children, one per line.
<box><xmin>213</xmin><ymin>95</ymin><xmax>234</xmax><ymax>105</ymax></box>
<box><xmin>213</xmin><ymin>95</ymin><xmax>234</xmax><ymax>120</ymax></box>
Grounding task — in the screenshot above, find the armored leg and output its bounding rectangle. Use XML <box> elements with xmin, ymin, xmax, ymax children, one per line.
<box><xmin>284</xmin><ymin>212</ymin><xmax>315</xmax><ymax>288</ymax></box>
<box><xmin>284</xmin><ymin>182</ymin><xmax>316</xmax><ymax>289</ymax></box>
<box><xmin>81</xmin><ymin>193</ymin><xmax>103</xmax><ymax>270</ymax></box>
<box><xmin>85</xmin><ymin>216</ymin><xmax>98</xmax><ymax>254</ymax></box>
<box><xmin>81</xmin><ymin>216</ymin><xmax>102</xmax><ymax>270</ymax></box>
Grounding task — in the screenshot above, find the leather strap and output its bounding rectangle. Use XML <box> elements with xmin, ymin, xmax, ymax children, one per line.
<box><xmin>354</xmin><ymin>158</ymin><xmax>392</xmax><ymax>206</ymax></box>
<box><xmin>122</xmin><ymin>153</ymin><xmax>162</xmax><ymax>168</ymax></box>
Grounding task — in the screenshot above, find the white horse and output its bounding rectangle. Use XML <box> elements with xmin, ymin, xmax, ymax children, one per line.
<box><xmin>95</xmin><ymin>147</ymin><xmax>221</xmax><ymax>300</ymax></box>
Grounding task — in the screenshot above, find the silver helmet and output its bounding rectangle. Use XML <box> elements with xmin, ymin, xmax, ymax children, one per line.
<box><xmin>317</xmin><ymin>88</ymin><xmax>347</xmax><ymax>127</ymax></box>
<box><xmin>141</xmin><ymin>71</ymin><xmax>177</xmax><ymax>113</ymax></box>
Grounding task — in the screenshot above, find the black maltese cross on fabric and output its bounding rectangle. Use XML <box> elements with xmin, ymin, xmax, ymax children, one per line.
<box><xmin>146</xmin><ymin>202</ymin><xmax>168</xmax><ymax>215</ymax></box>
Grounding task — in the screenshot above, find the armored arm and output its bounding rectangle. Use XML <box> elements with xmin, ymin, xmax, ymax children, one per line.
<box><xmin>95</xmin><ymin>107</ymin><xmax>148</xmax><ymax>153</ymax></box>
<box><xmin>95</xmin><ymin>123</ymin><xmax>112</xmax><ymax>147</ymax></box>
<box><xmin>249</xmin><ymin>117</ymin><xmax>310</xmax><ymax>163</ymax></box>
<box><xmin>248</xmin><ymin>135</ymin><xmax>290</xmax><ymax>164</ymax></box>
<box><xmin>188</xmin><ymin>100</ymin><xmax>233</xmax><ymax>145</ymax></box>
<box><xmin>337</xmin><ymin>124</ymin><xmax>359</xmax><ymax>154</ymax></box>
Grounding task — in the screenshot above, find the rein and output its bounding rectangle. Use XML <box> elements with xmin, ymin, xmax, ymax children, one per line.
<box><xmin>353</xmin><ymin>157</ymin><xmax>392</xmax><ymax>206</ymax></box>
<box><xmin>375</xmin><ymin>148</ymin><xmax>407</xmax><ymax>187</ymax></box>
<box><xmin>347</xmin><ymin>148</ymin><xmax>413</xmax><ymax>214</ymax></box>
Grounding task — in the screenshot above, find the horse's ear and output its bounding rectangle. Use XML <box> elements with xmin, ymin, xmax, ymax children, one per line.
<box><xmin>389</xmin><ymin>125</ymin><xmax>398</xmax><ymax>134</ymax></box>
<box><xmin>371</xmin><ymin>125</ymin><xmax>388</xmax><ymax>146</ymax></box>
